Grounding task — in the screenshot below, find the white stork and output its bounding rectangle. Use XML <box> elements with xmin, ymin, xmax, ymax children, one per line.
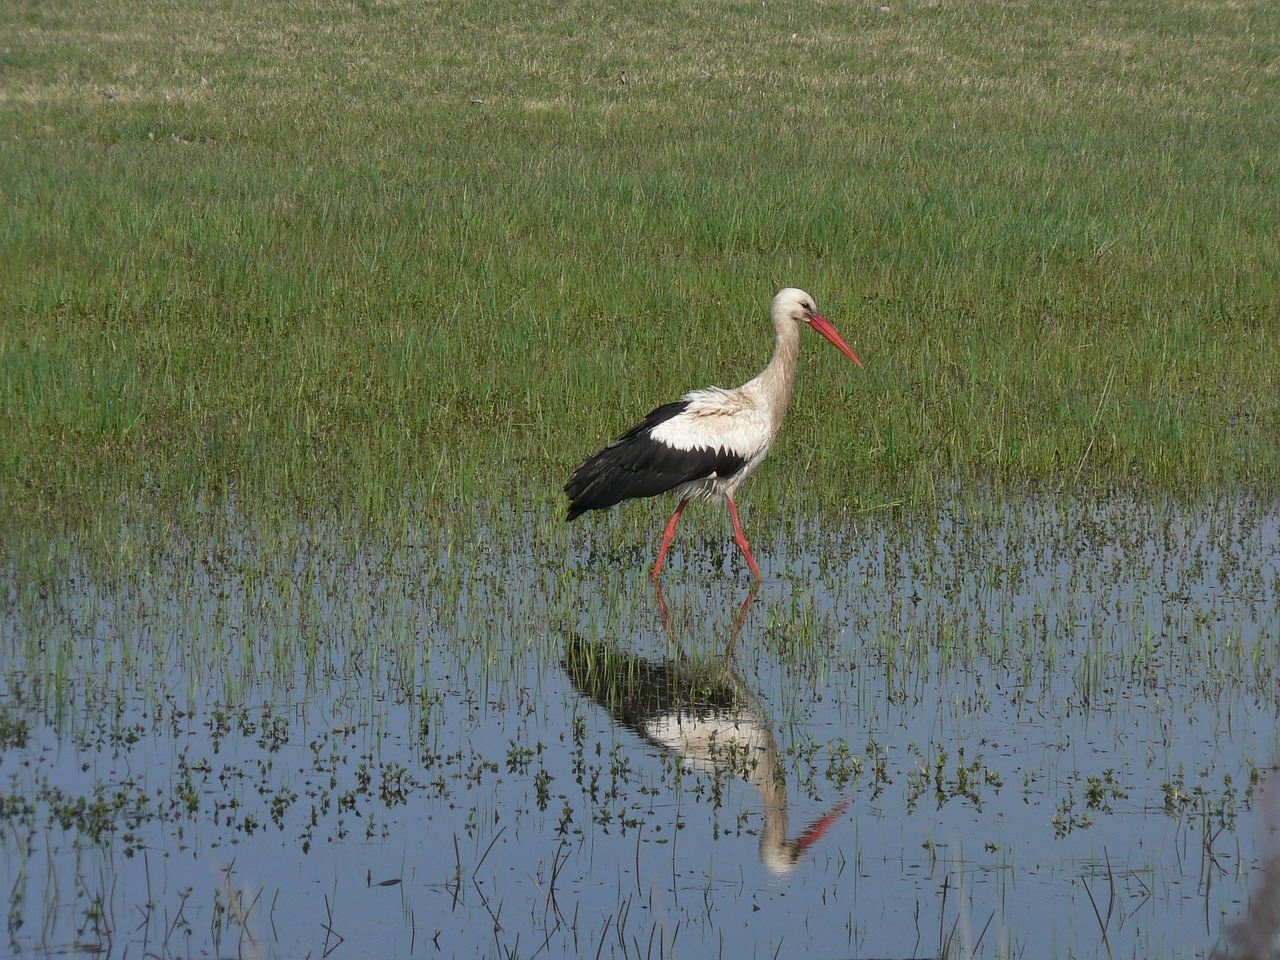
<box><xmin>565</xmin><ymin>288</ymin><xmax>862</xmax><ymax>579</ymax></box>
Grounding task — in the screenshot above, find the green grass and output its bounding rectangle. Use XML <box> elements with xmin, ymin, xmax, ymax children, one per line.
<box><xmin>2</xmin><ymin>0</ymin><xmax>1279</xmax><ymax>539</ymax></box>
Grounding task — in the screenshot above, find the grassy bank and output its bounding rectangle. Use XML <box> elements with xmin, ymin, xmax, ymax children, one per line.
<box><xmin>2</xmin><ymin>0</ymin><xmax>1278</xmax><ymax>538</ymax></box>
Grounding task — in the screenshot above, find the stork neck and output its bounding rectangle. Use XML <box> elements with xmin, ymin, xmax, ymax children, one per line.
<box><xmin>751</xmin><ymin>726</ymin><xmax>791</xmax><ymax>868</ymax></box>
<box><xmin>750</xmin><ymin>313</ymin><xmax>801</xmax><ymax>427</ymax></box>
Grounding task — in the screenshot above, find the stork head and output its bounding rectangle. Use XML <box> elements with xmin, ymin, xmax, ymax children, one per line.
<box><xmin>773</xmin><ymin>288</ymin><xmax>863</xmax><ymax>368</ymax></box>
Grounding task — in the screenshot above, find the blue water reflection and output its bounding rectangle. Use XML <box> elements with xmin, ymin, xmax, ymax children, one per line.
<box><xmin>0</xmin><ymin>490</ymin><xmax>1277</xmax><ymax>958</ymax></box>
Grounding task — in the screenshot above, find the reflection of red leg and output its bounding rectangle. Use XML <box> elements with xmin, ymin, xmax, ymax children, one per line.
<box><xmin>723</xmin><ymin>582</ymin><xmax>759</xmax><ymax>657</ymax></box>
<box><xmin>726</xmin><ymin>497</ymin><xmax>762</xmax><ymax>580</ymax></box>
<box><xmin>653</xmin><ymin>582</ymin><xmax>670</xmax><ymax>633</ymax></box>
<box><xmin>651</xmin><ymin>499</ymin><xmax>689</xmax><ymax>579</ymax></box>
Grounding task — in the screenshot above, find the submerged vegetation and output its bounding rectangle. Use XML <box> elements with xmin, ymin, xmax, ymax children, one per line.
<box><xmin>1</xmin><ymin>0</ymin><xmax>1279</xmax><ymax>545</ymax></box>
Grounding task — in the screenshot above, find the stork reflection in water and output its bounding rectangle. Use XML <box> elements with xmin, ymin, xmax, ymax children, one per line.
<box><xmin>561</xmin><ymin>585</ymin><xmax>849</xmax><ymax>876</ymax></box>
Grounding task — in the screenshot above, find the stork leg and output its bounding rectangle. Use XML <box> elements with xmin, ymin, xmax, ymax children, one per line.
<box><xmin>651</xmin><ymin>498</ymin><xmax>690</xmax><ymax>579</ymax></box>
<box><xmin>726</xmin><ymin>496</ymin><xmax>762</xmax><ymax>580</ymax></box>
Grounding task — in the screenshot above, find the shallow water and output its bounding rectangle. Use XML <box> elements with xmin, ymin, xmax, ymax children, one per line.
<box><xmin>2</xmin><ymin>490</ymin><xmax>1278</xmax><ymax>958</ymax></box>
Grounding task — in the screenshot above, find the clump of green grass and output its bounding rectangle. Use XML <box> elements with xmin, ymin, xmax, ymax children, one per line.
<box><xmin>2</xmin><ymin>0</ymin><xmax>1278</xmax><ymax>542</ymax></box>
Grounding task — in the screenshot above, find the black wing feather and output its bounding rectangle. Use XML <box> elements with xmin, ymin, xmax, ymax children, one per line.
<box><xmin>565</xmin><ymin>400</ymin><xmax>747</xmax><ymax>520</ymax></box>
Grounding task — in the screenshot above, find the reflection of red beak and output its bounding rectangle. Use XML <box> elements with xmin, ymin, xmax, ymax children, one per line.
<box><xmin>795</xmin><ymin>799</ymin><xmax>852</xmax><ymax>852</ymax></box>
<box><xmin>809</xmin><ymin>314</ymin><xmax>863</xmax><ymax>368</ymax></box>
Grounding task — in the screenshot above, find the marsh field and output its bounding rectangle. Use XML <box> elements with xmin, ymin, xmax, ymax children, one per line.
<box><xmin>2</xmin><ymin>0</ymin><xmax>1280</xmax><ymax>957</ymax></box>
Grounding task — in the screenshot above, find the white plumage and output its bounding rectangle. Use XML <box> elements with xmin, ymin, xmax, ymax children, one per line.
<box><xmin>565</xmin><ymin>288</ymin><xmax>862</xmax><ymax>579</ymax></box>
<box><xmin>646</xmin><ymin>388</ymin><xmax>771</xmax><ymax>502</ymax></box>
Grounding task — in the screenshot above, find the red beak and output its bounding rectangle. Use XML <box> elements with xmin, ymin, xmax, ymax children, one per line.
<box><xmin>809</xmin><ymin>314</ymin><xmax>863</xmax><ymax>368</ymax></box>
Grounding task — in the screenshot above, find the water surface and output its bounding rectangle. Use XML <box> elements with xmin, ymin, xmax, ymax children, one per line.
<box><xmin>2</xmin><ymin>490</ymin><xmax>1278</xmax><ymax>958</ymax></box>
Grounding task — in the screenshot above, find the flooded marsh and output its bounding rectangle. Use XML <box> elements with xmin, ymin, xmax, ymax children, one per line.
<box><xmin>2</xmin><ymin>490</ymin><xmax>1278</xmax><ymax>959</ymax></box>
